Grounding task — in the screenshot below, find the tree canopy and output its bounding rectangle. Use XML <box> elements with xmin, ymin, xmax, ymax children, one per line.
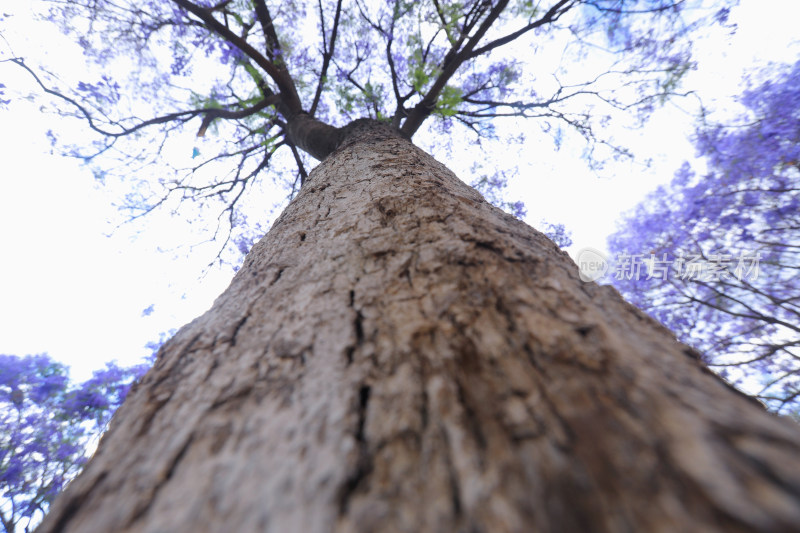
<box><xmin>608</xmin><ymin>59</ymin><xmax>800</xmax><ymax>415</ymax></box>
<box><xmin>2</xmin><ymin>0</ymin><xmax>727</xmax><ymax>261</ymax></box>
<box><xmin>0</xmin><ymin>354</ymin><xmax>149</xmax><ymax>533</ymax></box>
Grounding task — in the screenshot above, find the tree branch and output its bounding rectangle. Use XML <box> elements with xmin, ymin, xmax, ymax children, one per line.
<box><xmin>171</xmin><ymin>0</ymin><xmax>303</xmax><ymax>116</ymax></box>
<box><xmin>196</xmin><ymin>94</ymin><xmax>281</xmax><ymax>136</ymax></box>
<box><xmin>467</xmin><ymin>0</ymin><xmax>577</xmax><ymax>59</ymax></box>
<box><xmin>310</xmin><ymin>0</ymin><xmax>343</xmax><ymax>116</ymax></box>
<box><xmin>288</xmin><ymin>141</ymin><xmax>309</xmax><ymax>186</ymax></box>
<box><xmin>10</xmin><ymin>56</ymin><xmax>281</xmax><ymax>140</ymax></box>
<box><xmin>252</xmin><ymin>0</ymin><xmax>283</xmax><ymax>62</ymax></box>
<box><xmin>400</xmin><ymin>0</ymin><xmax>513</xmax><ymax>137</ymax></box>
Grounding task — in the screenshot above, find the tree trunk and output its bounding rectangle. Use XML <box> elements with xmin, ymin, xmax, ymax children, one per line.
<box><xmin>38</xmin><ymin>122</ymin><xmax>800</xmax><ymax>533</ymax></box>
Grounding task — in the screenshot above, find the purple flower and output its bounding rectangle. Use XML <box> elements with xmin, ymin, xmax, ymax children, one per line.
<box><xmin>0</xmin><ymin>82</ymin><xmax>10</xmax><ymax>106</ymax></box>
<box><xmin>607</xmin><ymin>60</ymin><xmax>800</xmax><ymax>413</ymax></box>
<box><xmin>1</xmin><ymin>353</ymin><xmax>154</xmax><ymax>527</ymax></box>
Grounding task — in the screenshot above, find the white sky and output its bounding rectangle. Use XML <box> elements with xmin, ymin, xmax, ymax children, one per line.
<box><xmin>1</xmin><ymin>1</ymin><xmax>799</xmax><ymax>380</ymax></box>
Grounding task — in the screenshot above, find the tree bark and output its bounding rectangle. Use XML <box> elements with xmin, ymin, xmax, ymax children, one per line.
<box><xmin>38</xmin><ymin>121</ymin><xmax>800</xmax><ymax>533</ymax></box>
<box><xmin>285</xmin><ymin>112</ymin><xmax>343</xmax><ymax>161</ymax></box>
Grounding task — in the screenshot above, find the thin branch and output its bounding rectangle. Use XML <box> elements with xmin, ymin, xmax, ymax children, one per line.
<box><xmin>196</xmin><ymin>94</ymin><xmax>280</xmax><ymax>136</ymax></box>
<box><xmin>9</xmin><ymin>57</ymin><xmax>277</xmax><ymax>139</ymax></box>
<box><xmin>584</xmin><ymin>0</ymin><xmax>685</xmax><ymax>15</ymax></box>
<box><xmin>468</xmin><ymin>0</ymin><xmax>577</xmax><ymax>59</ymax></box>
<box><xmin>310</xmin><ymin>0</ymin><xmax>343</xmax><ymax>116</ymax></box>
<box><xmin>288</xmin><ymin>142</ymin><xmax>309</xmax><ymax>186</ymax></box>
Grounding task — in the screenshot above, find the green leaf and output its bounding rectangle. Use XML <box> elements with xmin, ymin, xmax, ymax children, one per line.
<box><xmin>435</xmin><ymin>85</ymin><xmax>462</xmax><ymax>117</ymax></box>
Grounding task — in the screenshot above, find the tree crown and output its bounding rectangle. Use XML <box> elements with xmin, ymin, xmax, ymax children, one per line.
<box><xmin>2</xmin><ymin>0</ymin><xmax>726</xmax><ymax>260</ymax></box>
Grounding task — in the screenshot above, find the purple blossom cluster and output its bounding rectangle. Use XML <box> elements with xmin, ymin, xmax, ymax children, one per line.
<box><xmin>461</xmin><ymin>60</ymin><xmax>520</xmax><ymax>102</ymax></box>
<box><xmin>470</xmin><ymin>170</ymin><xmax>528</xmax><ymax>220</ymax></box>
<box><xmin>608</xmin><ymin>60</ymin><xmax>800</xmax><ymax>413</ymax></box>
<box><xmin>540</xmin><ymin>222</ymin><xmax>573</xmax><ymax>249</ymax></box>
<box><xmin>1</xmin><ymin>354</ymin><xmax>150</xmax><ymax>531</ymax></box>
<box><xmin>75</xmin><ymin>76</ymin><xmax>120</xmax><ymax>105</ymax></box>
<box><xmin>199</xmin><ymin>38</ymin><xmax>247</xmax><ymax>65</ymax></box>
<box><xmin>171</xmin><ymin>51</ymin><xmax>192</xmax><ymax>76</ymax></box>
<box><xmin>0</xmin><ymin>84</ymin><xmax>10</xmax><ymax>107</ymax></box>
<box><xmin>230</xmin><ymin>213</ymin><xmax>268</xmax><ymax>261</ymax></box>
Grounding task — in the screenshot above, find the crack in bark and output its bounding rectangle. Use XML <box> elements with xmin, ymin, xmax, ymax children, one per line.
<box><xmin>357</xmin><ymin>386</ymin><xmax>371</xmax><ymax>437</ymax></box>
<box><xmin>575</xmin><ymin>324</ymin><xmax>596</xmax><ymax>338</ymax></box>
<box><xmin>438</xmin><ymin>423</ymin><xmax>464</xmax><ymax>521</ymax></box>
<box><xmin>493</xmin><ymin>296</ymin><xmax>517</xmax><ymax>334</ymax></box>
<box><xmin>346</xmin><ymin>290</ymin><xmax>365</xmax><ymax>366</ymax></box>
<box><xmin>474</xmin><ymin>240</ymin><xmax>504</xmax><ymax>254</ymax></box>
<box><xmin>209</xmin><ymin>382</ymin><xmax>255</xmax><ymax>412</ymax></box>
<box><xmin>163</xmin><ymin>435</ymin><xmax>195</xmax><ymax>482</ymax></box>
<box><xmin>202</xmin><ymin>356</ymin><xmax>220</xmax><ymax>384</ymax></box>
<box><xmin>338</xmin><ymin>385</ymin><xmax>372</xmax><ymax>515</ymax></box>
<box><xmin>398</xmin><ymin>251</ymin><xmax>415</xmax><ymax>286</ymax></box>
<box><xmin>522</xmin><ymin>342</ymin><xmax>576</xmax><ymax>448</ymax></box>
<box><xmin>270</xmin><ymin>268</ymin><xmax>285</xmax><ymax>286</ymax></box>
<box><xmin>230</xmin><ymin>315</ymin><xmax>249</xmax><ymax>347</ymax></box>
<box><xmin>420</xmin><ymin>378</ymin><xmax>429</xmax><ymax>432</ymax></box>
<box><xmin>454</xmin><ymin>378</ymin><xmax>488</xmax><ymax>454</ymax></box>
<box><xmin>354</xmin><ymin>311</ymin><xmax>364</xmax><ymax>347</ymax></box>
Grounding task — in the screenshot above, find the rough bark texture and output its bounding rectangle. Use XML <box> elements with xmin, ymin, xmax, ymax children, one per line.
<box><xmin>39</xmin><ymin>122</ymin><xmax>800</xmax><ymax>533</ymax></box>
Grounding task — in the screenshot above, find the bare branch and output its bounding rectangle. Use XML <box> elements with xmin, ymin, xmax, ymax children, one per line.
<box><xmin>288</xmin><ymin>142</ymin><xmax>309</xmax><ymax>186</ymax></box>
<box><xmin>584</xmin><ymin>0</ymin><xmax>685</xmax><ymax>15</ymax></box>
<box><xmin>310</xmin><ymin>0</ymin><xmax>343</xmax><ymax>116</ymax></box>
<box><xmin>10</xmin><ymin>56</ymin><xmax>281</xmax><ymax>141</ymax></box>
<box><xmin>467</xmin><ymin>0</ymin><xmax>577</xmax><ymax>59</ymax></box>
<box><xmin>196</xmin><ymin>94</ymin><xmax>281</xmax><ymax>136</ymax></box>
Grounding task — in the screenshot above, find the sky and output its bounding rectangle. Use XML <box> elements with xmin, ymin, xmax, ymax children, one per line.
<box><xmin>1</xmin><ymin>1</ymin><xmax>799</xmax><ymax>381</ymax></box>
